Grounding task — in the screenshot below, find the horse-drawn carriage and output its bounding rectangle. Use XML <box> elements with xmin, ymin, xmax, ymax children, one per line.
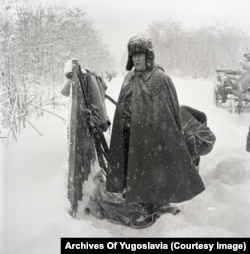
<box><xmin>213</xmin><ymin>65</ymin><xmax>250</xmax><ymax>114</ymax></box>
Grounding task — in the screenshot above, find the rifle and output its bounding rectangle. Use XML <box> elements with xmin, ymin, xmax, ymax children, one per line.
<box><xmin>105</xmin><ymin>94</ymin><xmax>131</xmax><ymax>118</ymax></box>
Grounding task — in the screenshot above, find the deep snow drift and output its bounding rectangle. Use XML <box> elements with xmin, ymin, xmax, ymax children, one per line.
<box><xmin>1</xmin><ymin>75</ymin><xmax>250</xmax><ymax>254</ymax></box>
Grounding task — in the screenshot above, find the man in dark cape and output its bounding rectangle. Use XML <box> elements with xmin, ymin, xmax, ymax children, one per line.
<box><xmin>86</xmin><ymin>102</ymin><xmax>215</xmax><ymax>228</ymax></box>
<box><xmin>85</xmin><ymin>35</ymin><xmax>216</xmax><ymax>226</ymax></box>
<box><xmin>106</xmin><ymin>35</ymin><xmax>205</xmax><ymax>206</ymax></box>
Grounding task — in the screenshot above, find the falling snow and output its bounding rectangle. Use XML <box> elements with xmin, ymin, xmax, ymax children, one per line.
<box><xmin>1</xmin><ymin>74</ymin><xmax>250</xmax><ymax>254</ymax></box>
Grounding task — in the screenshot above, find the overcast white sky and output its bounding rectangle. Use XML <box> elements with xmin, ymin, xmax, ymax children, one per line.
<box><xmin>45</xmin><ymin>0</ymin><xmax>250</xmax><ymax>63</ymax></box>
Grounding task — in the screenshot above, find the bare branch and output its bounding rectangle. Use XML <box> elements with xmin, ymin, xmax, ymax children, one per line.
<box><xmin>7</xmin><ymin>97</ymin><xmax>18</xmax><ymax>145</ymax></box>
<box><xmin>25</xmin><ymin>118</ymin><xmax>43</xmax><ymax>136</ymax></box>
<box><xmin>29</xmin><ymin>103</ymin><xmax>68</xmax><ymax>122</ymax></box>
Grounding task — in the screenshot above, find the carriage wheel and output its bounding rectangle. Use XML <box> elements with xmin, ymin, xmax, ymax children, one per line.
<box><xmin>213</xmin><ymin>87</ymin><xmax>220</xmax><ymax>107</ymax></box>
<box><xmin>237</xmin><ymin>94</ymin><xmax>243</xmax><ymax>114</ymax></box>
<box><xmin>237</xmin><ymin>104</ymin><xmax>242</xmax><ymax>114</ymax></box>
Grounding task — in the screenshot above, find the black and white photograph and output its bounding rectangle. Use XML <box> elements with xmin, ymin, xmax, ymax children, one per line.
<box><xmin>1</xmin><ymin>0</ymin><xmax>250</xmax><ymax>253</ymax></box>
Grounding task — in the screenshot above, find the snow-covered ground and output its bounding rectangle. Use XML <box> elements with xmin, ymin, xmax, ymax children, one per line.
<box><xmin>1</xmin><ymin>75</ymin><xmax>250</xmax><ymax>254</ymax></box>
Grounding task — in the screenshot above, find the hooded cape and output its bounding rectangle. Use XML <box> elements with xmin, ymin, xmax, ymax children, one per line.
<box><xmin>106</xmin><ymin>66</ymin><xmax>205</xmax><ymax>204</ymax></box>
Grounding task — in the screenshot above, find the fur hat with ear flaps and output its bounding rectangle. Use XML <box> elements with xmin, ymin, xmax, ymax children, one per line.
<box><xmin>126</xmin><ymin>35</ymin><xmax>155</xmax><ymax>71</ymax></box>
